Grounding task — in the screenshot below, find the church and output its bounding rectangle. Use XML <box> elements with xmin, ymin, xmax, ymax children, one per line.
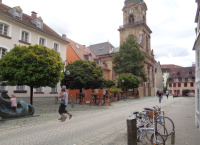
<box><xmin>89</xmin><ymin>0</ymin><xmax>156</xmax><ymax>97</ymax></box>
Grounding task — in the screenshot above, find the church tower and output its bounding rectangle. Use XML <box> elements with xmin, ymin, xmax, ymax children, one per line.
<box><xmin>118</xmin><ymin>0</ymin><xmax>156</xmax><ymax>97</ymax></box>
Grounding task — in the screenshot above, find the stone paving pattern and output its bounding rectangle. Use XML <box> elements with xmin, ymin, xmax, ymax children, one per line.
<box><xmin>0</xmin><ymin>96</ymin><xmax>199</xmax><ymax>145</ymax></box>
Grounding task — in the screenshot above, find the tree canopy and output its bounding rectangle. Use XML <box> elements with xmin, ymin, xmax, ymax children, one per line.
<box><xmin>61</xmin><ymin>60</ymin><xmax>109</xmax><ymax>93</ymax></box>
<box><xmin>113</xmin><ymin>36</ymin><xmax>147</xmax><ymax>81</ymax></box>
<box><xmin>0</xmin><ymin>44</ymin><xmax>63</xmax><ymax>104</ymax></box>
<box><xmin>117</xmin><ymin>73</ymin><xmax>141</xmax><ymax>89</ymax></box>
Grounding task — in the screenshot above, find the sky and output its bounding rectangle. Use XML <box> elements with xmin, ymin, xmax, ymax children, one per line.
<box><xmin>3</xmin><ymin>0</ymin><xmax>197</xmax><ymax>67</ymax></box>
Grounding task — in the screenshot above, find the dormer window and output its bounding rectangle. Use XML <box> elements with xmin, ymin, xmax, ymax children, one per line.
<box><xmin>37</xmin><ymin>19</ymin><xmax>43</xmax><ymax>29</ymax></box>
<box><xmin>88</xmin><ymin>55</ymin><xmax>92</xmax><ymax>61</ymax></box>
<box><xmin>30</xmin><ymin>13</ymin><xmax>43</xmax><ymax>29</ymax></box>
<box><xmin>84</xmin><ymin>53</ymin><xmax>92</xmax><ymax>61</ymax></box>
<box><xmin>94</xmin><ymin>58</ymin><xmax>101</xmax><ymax>65</ymax></box>
<box><xmin>7</xmin><ymin>6</ymin><xmax>23</xmax><ymax>20</ymax></box>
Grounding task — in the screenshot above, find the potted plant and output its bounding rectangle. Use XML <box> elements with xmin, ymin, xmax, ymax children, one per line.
<box><xmin>109</xmin><ymin>88</ymin><xmax>122</xmax><ymax>102</ymax></box>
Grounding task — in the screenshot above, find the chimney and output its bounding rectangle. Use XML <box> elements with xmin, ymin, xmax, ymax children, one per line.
<box><xmin>62</xmin><ymin>34</ymin><xmax>66</xmax><ymax>38</ymax></box>
<box><xmin>31</xmin><ymin>11</ymin><xmax>37</xmax><ymax>19</ymax></box>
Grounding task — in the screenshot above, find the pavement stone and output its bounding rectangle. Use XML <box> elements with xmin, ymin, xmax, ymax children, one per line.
<box><xmin>0</xmin><ymin>96</ymin><xmax>199</xmax><ymax>145</ymax></box>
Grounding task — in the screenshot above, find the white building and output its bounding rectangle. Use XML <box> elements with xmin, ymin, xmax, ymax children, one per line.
<box><xmin>193</xmin><ymin>0</ymin><xmax>200</xmax><ymax>131</ymax></box>
<box><xmin>0</xmin><ymin>1</ymin><xmax>68</xmax><ymax>97</ymax></box>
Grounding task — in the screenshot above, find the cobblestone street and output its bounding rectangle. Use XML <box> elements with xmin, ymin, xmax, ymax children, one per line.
<box><xmin>0</xmin><ymin>96</ymin><xmax>199</xmax><ymax>145</ymax></box>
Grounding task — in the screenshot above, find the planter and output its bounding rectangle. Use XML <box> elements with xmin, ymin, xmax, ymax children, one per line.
<box><xmin>112</xmin><ymin>97</ymin><xmax>117</xmax><ymax>102</ymax></box>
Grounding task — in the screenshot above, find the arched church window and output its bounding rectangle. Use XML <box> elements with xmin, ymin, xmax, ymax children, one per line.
<box><xmin>129</xmin><ymin>15</ymin><xmax>134</xmax><ymax>24</ymax></box>
<box><xmin>146</xmin><ymin>36</ymin><xmax>149</xmax><ymax>53</ymax></box>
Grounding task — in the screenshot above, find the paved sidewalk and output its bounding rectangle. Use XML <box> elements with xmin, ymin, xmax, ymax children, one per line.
<box><xmin>111</xmin><ymin>96</ymin><xmax>200</xmax><ymax>145</ymax></box>
<box><xmin>0</xmin><ymin>96</ymin><xmax>199</xmax><ymax>145</ymax></box>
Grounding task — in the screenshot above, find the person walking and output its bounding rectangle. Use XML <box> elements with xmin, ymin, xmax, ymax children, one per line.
<box><xmin>157</xmin><ymin>90</ymin><xmax>162</xmax><ymax>103</ymax></box>
<box><xmin>58</xmin><ymin>87</ymin><xmax>72</xmax><ymax>122</ymax></box>
<box><xmin>166</xmin><ymin>90</ymin><xmax>169</xmax><ymax>99</ymax></box>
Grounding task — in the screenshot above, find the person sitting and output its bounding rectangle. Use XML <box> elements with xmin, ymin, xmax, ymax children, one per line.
<box><xmin>89</xmin><ymin>90</ymin><xmax>95</xmax><ymax>106</ymax></box>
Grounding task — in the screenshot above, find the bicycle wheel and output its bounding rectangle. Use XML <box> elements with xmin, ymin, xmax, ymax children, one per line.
<box><xmin>156</xmin><ymin>122</ymin><xmax>168</xmax><ymax>141</ymax></box>
<box><xmin>157</xmin><ymin>116</ymin><xmax>174</xmax><ymax>136</ymax></box>
<box><xmin>150</xmin><ymin>132</ymin><xmax>165</xmax><ymax>145</ymax></box>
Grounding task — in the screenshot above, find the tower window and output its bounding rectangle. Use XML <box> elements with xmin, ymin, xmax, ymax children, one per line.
<box><xmin>129</xmin><ymin>15</ymin><xmax>134</xmax><ymax>24</ymax></box>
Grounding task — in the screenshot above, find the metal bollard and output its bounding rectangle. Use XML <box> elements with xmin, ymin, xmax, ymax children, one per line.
<box><xmin>71</xmin><ymin>95</ymin><xmax>74</xmax><ymax>108</ymax></box>
<box><xmin>127</xmin><ymin>116</ymin><xmax>137</xmax><ymax>145</ymax></box>
<box><xmin>171</xmin><ymin>130</ymin><xmax>175</xmax><ymax>144</ymax></box>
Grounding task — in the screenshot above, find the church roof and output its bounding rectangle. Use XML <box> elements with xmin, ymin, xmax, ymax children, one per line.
<box><xmin>124</xmin><ymin>0</ymin><xmax>143</xmax><ymax>4</ymax></box>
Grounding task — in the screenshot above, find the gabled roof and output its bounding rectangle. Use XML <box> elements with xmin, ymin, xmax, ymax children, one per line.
<box><xmin>161</xmin><ymin>64</ymin><xmax>182</xmax><ymax>69</ymax></box>
<box><xmin>88</xmin><ymin>42</ymin><xmax>116</xmax><ymax>56</ymax></box>
<box><xmin>0</xmin><ymin>2</ymin><xmax>67</xmax><ymax>42</ymax></box>
<box><xmin>169</xmin><ymin>66</ymin><xmax>195</xmax><ymax>81</ymax></box>
<box><xmin>65</xmin><ymin>38</ymin><xmax>110</xmax><ymax>71</ymax></box>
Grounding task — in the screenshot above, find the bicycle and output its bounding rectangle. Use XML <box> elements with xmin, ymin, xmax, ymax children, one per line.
<box><xmin>134</xmin><ymin>108</ymin><xmax>166</xmax><ymax>145</ymax></box>
<box><xmin>152</xmin><ymin>106</ymin><xmax>175</xmax><ymax>136</ymax></box>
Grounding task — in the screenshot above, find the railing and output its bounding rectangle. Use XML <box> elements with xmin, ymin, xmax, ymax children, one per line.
<box><xmin>119</xmin><ymin>20</ymin><xmax>146</xmax><ymax>29</ymax></box>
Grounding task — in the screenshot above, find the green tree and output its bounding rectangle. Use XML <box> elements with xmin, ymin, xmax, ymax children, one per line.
<box><xmin>0</xmin><ymin>45</ymin><xmax>63</xmax><ymax>104</ymax></box>
<box><xmin>117</xmin><ymin>73</ymin><xmax>141</xmax><ymax>97</ymax></box>
<box><xmin>61</xmin><ymin>60</ymin><xmax>106</xmax><ymax>93</ymax></box>
<box><xmin>113</xmin><ymin>36</ymin><xmax>147</xmax><ymax>81</ymax></box>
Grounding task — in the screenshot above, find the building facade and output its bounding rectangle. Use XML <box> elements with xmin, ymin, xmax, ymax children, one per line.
<box><xmin>0</xmin><ymin>1</ymin><xmax>68</xmax><ymax>97</ymax></box>
<box><xmin>161</xmin><ymin>64</ymin><xmax>182</xmax><ymax>88</ymax></box>
<box><xmin>118</xmin><ymin>0</ymin><xmax>156</xmax><ymax>97</ymax></box>
<box><xmin>167</xmin><ymin>66</ymin><xmax>195</xmax><ymax>96</ymax></box>
<box><xmin>65</xmin><ymin>37</ymin><xmax>111</xmax><ymax>103</ymax></box>
<box><xmin>193</xmin><ymin>0</ymin><xmax>200</xmax><ymax>131</ymax></box>
<box><xmin>88</xmin><ymin>42</ymin><xmax>118</xmax><ymax>81</ymax></box>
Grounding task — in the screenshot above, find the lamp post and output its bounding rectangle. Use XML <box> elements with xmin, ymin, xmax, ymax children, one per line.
<box><xmin>63</xmin><ymin>60</ymin><xmax>70</xmax><ymax>75</ymax></box>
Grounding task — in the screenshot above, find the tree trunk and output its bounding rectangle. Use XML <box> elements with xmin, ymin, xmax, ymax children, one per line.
<box><xmin>80</xmin><ymin>86</ymin><xmax>82</xmax><ymax>94</ymax></box>
<box><xmin>30</xmin><ymin>86</ymin><xmax>33</xmax><ymax>105</ymax></box>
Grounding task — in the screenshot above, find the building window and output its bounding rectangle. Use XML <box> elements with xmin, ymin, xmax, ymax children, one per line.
<box><xmin>138</xmin><ymin>34</ymin><xmax>143</xmax><ymax>44</ymax></box>
<box><xmin>178</xmin><ymin>77</ymin><xmax>182</xmax><ymax>82</ymax></box>
<box><xmin>53</xmin><ymin>43</ymin><xmax>59</xmax><ymax>52</ymax></box>
<box><xmin>178</xmin><ymin>83</ymin><xmax>181</xmax><ymax>87</ymax></box>
<box><xmin>0</xmin><ymin>23</ymin><xmax>9</xmax><ymax>36</ymax></box>
<box><xmin>0</xmin><ymin>47</ymin><xmax>6</xmax><ymax>59</ymax></box>
<box><xmin>173</xmin><ymin>83</ymin><xmax>176</xmax><ymax>87</ymax></box>
<box><xmin>39</xmin><ymin>37</ymin><xmax>46</xmax><ymax>46</ymax></box>
<box><xmin>185</xmin><ymin>77</ymin><xmax>188</xmax><ymax>82</ymax></box>
<box><xmin>191</xmin><ymin>82</ymin><xmax>194</xmax><ymax>87</ymax></box>
<box><xmin>169</xmin><ymin>83</ymin><xmax>172</xmax><ymax>87</ymax></box>
<box><xmin>184</xmin><ymin>83</ymin><xmax>187</xmax><ymax>87</ymax></box>
<box><xmin>88</xmin><ymin>55</ymin><xmax>92</xmax><ymax>61</ymax></box>
<box><xmin>16</xmin><ymin>86</ymin><xmax>25</xmax><ymax>90</ymax></box>
<box><xmin>35</xmin><ymin>87</ymin><xmax>43</xmax><ymax>92</ymax></box>
<box><xmin>51</xmin><ymin>87</ymin><xmax>57</xmax><ymax>93</ymax></box>
<box><xmin>146</xmin><ymin>36</ymin><xmax>149</xmax><ymax>53</ymax></box>
<box><xmin>37</xmin><ymin>21</ymin><xmax>43</xmax><ymax>28</ymax></box>
<box><xmin>129</xmin><ymin>14</ymin><xmax>134</xmax><ymax>24</ymax></box>
<box><xmin>104</xmin><ymin>73</ymin><xmax>107</xmax><ymax>79</ymax></box>
<box><xmin>21</xmin><ymin>31</ymin><xmax>29</xmax><ymax>42</ymax></box>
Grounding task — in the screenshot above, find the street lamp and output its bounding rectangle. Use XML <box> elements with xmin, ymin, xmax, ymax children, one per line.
<box><xmin>63</xmin><ymin>60</ymin><xmax>70</xmax><ymax>75</ymax></box>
